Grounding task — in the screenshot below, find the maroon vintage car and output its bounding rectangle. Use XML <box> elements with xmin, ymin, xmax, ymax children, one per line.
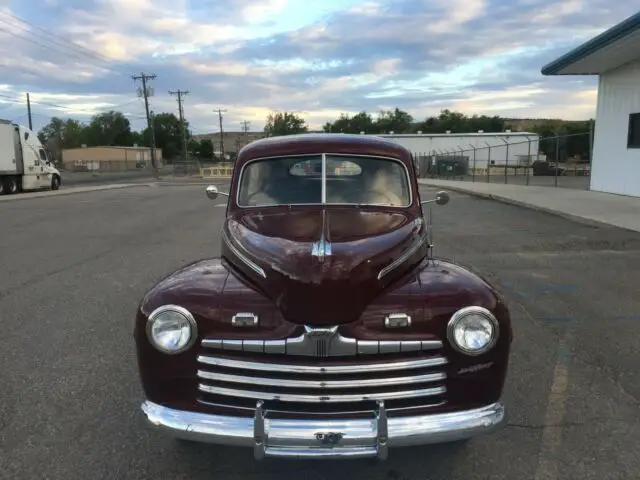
<box><xmin>135</xmin><ymin>133</ymin><xmax>512</xmax><ymax>460</ymax></box>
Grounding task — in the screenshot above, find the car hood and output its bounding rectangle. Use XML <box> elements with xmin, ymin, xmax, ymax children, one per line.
<box><xmin>222</xmin><ymin>208</ymin><xmax>427</xmax><ymax>325</ymax></box>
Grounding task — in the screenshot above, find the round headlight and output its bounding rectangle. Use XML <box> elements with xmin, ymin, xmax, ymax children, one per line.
<box><xmin>146</xmin><ymin>305</ymin><xmax>197</xmax><ymax>354</ymax></box>
<box><xmin>447</xmin><ymin>306</ymin><xmax>499</xmax><ymax>356</ymax></box>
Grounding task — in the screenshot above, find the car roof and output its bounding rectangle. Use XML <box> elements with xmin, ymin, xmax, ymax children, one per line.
<box><xmin>235</xmin><ymin>133</ymin><xmax>414</xmax><ymax>169</ymax></box>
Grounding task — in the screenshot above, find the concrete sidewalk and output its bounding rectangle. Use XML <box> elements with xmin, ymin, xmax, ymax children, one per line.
<box><xmin>418</xmin><ymin>179</ymin><xmax>640</xmax><ymax>233</ymax></box>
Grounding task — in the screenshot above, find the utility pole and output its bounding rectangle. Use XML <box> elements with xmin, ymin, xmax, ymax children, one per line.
<box><xmin>132</xmin><ymin>72</ymin><xmax>158</xmax><ymax>170</ymax></box>
<box><xmin>26</xmin><ymin>93</ymin><xmax>33</xmax><ymax>130</ymax></box>
<box><xmin>214</xmin><ymin>108</ymin><xmax>227</xmax><ymax>161</ymax></box>
<box><xmin>169</xmin><ymin>89</ymin><xmax>189</xmax><ymax>161</ymax></box>
<box><xmin>240</xmin><ymin>120</ymin><xmax>251</xmax><ymax>147</ymax></box>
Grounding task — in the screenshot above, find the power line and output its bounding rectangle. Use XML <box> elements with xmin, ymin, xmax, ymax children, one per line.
<box><xmin>214</xmin><ymin>108</ymin><xmax>227</xmax><ymax>160</ymax></box>
<box><xmin>0</xmin><ymin>93</ymin><xmax>146</xmax><ymax>120</ymax></box>
<box><xmin>133</xmin><ymin>73</ymin><xmax>158</xmax><ymax>169</ymax></box>
<box><xmin>169</xmin><ymin>89</ymin><xmax>189</xmax><ymax>160</ymax></box>
<box><xmin>0</xmin><ymin>11</ymin><xmax>135</xmax><ymax>75</ymax></box>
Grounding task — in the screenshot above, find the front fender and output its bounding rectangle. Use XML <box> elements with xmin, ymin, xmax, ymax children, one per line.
<box><xmin>418</xmin><ymin>258</ymin><xmax>512</xmax><ymax>408</ymax></box>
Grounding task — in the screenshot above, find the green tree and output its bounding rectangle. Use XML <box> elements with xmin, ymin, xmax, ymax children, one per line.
<box><xmin>323</xmin><ymin>111</ymin><xmax>376</xmax><ymax>133</ymax></box>
<box><xmin>375</xmin><ymin>108</ymin><xmax>414</xmax><ymax>133</ymax></box>
<box><xmin>139</xmin><ymin>112</ymin><xmax>189</xmax><ymax>159</ymax></box>
<box><xmin>187</xmin><ymin>139</ymin><xmax>200</xmax><ymax>157</ymax></box>
<box><xmin>83</xmin><ymin>110</ymin><xmax>134</xmax><ymax>146</ymax></box>
<box><xmin>37</xmin><ymin>117</ymin><xmax>86</xmax><ymax>148</ymax></box>
<box><xmin>264</xmin><ymin>111</ymin><xmax>308</xmax><ymax>136</ymax></box>
<box><xmin>415</xmin><ymin>110</ymin><xmax>505</xmax><ymax>133</ymax></box>
<box><xmin>198</xmin><ymin>139</ymin><xmax>214</xmax><ymax>159</ymax></box>
<box><xmin>38</xmin><ymin>117</ymin><xmax>88</xmax><ymax>162</ymax></box>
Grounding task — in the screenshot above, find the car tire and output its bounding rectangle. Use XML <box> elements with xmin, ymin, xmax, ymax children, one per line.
<box><xmin>51</xmin><ymin>175</ymin><xmax>60</xmax><ymax>190</ymax></box>
<box><xmin>5</xmin><ymin>177</ymin><xmax>19</xmax><ymax>194</ymax></box>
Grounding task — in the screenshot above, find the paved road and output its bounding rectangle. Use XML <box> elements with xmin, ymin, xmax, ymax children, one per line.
<box><xmin>1</xmin><ymin>184</ymin><xmax>638</xmax><ymax>479</ymax></box>
<box><xmin>60</xmin><ymin>167</ymin><xmax>174</xmax><ymax>187</ymax></box>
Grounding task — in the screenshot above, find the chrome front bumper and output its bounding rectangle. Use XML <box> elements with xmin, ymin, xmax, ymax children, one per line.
<box><xmin>141</xmin><ymin>400</ymin><xmax>506</xmax><ymax>460</ymax></box>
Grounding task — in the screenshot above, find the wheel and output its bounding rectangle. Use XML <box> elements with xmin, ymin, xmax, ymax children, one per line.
<box><xmin>0</xmin><ymin>180</ymin><xmax>4</xmax><ymax>195</ymax></box>
<box><xmin>5</xmin><ymin>177</ymin><xmax>19</xmax><ymax>194</ymax></box>
<box><xmin>51</xmin><ymin>175</ymin><xmax>60</xmax><ymax>190</ymax></box>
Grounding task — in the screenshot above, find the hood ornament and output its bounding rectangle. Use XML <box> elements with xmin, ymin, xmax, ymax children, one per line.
<box><xmin>311</xmin><ymin>234</ymin><xmax>332</xmax><ymax>260</ymax></box>
<box><xmin>311</xmin><ymin>209</ymin><xmax>332</xmax><ymax>260</ymax></box>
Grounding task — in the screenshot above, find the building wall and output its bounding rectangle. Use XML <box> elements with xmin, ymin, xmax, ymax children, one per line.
<box><xmin>591</xmin><ymin>58</ymin><xmax>640</xmax><ymax>197</ymax></box>
<box><xmin>61</xmin><ymin>147</ymin><xmax>163</xmax><ymax>171</ymax></box>
<box><xmin>377</xmin><ymin>133</ymin><xmax>540</xmax><ymax>168</ymax></box>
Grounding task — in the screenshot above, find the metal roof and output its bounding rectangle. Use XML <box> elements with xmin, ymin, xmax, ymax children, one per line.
<box><xmin>541</xmin><ymin>11</ymin><xmax>640</xmax><ymax>75</ymax></box>
<box><xmin>376</xmin><ymin>132</ymin><xmax>537</xmax><ymax>137</ymax></box>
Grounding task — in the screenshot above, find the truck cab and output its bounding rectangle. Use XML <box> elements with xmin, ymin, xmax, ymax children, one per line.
<box><xmin>0</xmin><ymin>120</ymin><xmax>62</xmax><ymax>195</ymax></box>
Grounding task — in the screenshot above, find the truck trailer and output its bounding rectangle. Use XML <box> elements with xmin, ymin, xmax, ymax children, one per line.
<box><xmin>0</xmin><ymin>119</ymin><xmax>62</xmax><ymax>195</ymax></box>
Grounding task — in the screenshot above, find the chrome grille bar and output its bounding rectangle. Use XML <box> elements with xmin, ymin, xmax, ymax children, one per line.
<box><xmin>197</xmin><ymin>370</ymin><xmax>446</xmax><ymax>388</ymax></box>
<box><xmin>197</xmin><ymin>355</ymin><xmax>447</xmax><ymax>374</ymax></box>
<box><xmin>198</xmin><ymin>385</ymin><xmax>446</xmax><ymax>403</ymax></box>
<box><xmin>201</xmin><ymin>335</ymin><xmax>442</xmax><ymax>357</ymax></box>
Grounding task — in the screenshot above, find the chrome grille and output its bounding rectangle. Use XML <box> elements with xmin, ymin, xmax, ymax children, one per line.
<box><xmin>196</xmin><ymin>342</ymin><xmax>448</xmax><ymax>417</ymax></box>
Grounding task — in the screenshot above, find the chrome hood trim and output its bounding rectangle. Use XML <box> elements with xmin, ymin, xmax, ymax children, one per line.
<box><xmin>222</xmin><ymin>229</ymin><xmax>267</xmax><ymax>279</ymax></box>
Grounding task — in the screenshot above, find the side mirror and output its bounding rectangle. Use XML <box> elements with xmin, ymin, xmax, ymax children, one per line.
<box><xmin>205</xmin><ymin>185</ymin><xmax>230</xmax><ymax>200</ymax></box>
<box><xmin>435</xmin><ymin>191</ymin><xmax>450</xmax><ymax>205</ymax></box>
<box><xmin>205</xmin><ymin>185</ymin><xmax>219</xmax><ymax>200</ymax></box>
<box><xmin>421</xmin><ymin>190</ymin><xmax>450</xmax><ymax>206</ymax></box>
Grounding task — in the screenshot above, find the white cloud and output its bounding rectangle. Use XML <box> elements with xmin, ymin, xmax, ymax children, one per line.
<box><xmin>0</xmin><ymin>0</ymin><xmax>636</xmax><ymax>133</ymax></box>
<box><xmin>427</xmin><ymin>0</ymin><xmax>488</xmax><ymax>34</ymax></box>
<box><xmin>241</xmin><ymin>0</ymin><xmax>288</xmax><ymax>23</ymax></box>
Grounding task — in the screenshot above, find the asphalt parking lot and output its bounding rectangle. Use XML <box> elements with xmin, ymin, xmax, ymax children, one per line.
<box><xmin>1</xmin><ymin>183</ymin><xmax>639</xmax><ymax>480</ymax></box>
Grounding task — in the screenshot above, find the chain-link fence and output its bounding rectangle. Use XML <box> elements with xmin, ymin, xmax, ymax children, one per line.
<box><xmin>414</xmin><ymin>132</ymin><xmax>592</xmax><ymax>190</ymax></box>
<box><xmin>172</xmin><ymin>157</ymin><xmax>203</xmax><ymax>177</ymax></box>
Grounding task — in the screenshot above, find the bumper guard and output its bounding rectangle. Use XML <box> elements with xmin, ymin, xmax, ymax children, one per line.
<box><xmin>142</xmin><ymin>400</ymin><xmax>506</xmax><ymax>460</ymax></box>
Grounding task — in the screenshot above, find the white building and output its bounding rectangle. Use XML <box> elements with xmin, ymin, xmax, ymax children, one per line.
<box><xmin>542</xmin><ymin>11</ymin><xmax>640</xmax><ymax>197</ymax></box>
<box><xmin>375</xmin><ymin>132</ymin><xmax>540</xmax><ymax>169</ymax></box>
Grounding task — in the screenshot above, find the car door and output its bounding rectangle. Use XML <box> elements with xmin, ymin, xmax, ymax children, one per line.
<box><xmin>37</xmin><ymin>148</ymin><xmax>51</xmax><ymax>187</ymax></box>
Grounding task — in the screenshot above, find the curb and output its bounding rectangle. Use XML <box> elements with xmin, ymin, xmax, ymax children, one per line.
<box><xmin>420</xmin><ymin>181</ymin><xmax>630</xmax><ymax>232</ymax></box>
<box><xmin>154</xmin><ymin>179</ymin><xmax>230</xmax><ymax>186</ymax></box>
<box><xmin>0</xmin><ymin>183</ymin><xmax>149</xmax><ymax>202</ymax></box>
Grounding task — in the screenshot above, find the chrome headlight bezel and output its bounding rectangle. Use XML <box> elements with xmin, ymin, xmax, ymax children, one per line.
<box><xmin>446</xmin><ymin>306</ymin><xmax>499</xmax><ymax>356</ymax></box>
<box><xmin>146</xmin><ymin>305</ymin><xmax>198</xmax><ymax>355</ymax></box>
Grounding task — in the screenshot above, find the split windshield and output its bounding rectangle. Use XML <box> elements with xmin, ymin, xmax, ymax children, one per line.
<box><xmin>237</xmin><ymin>155</ymin><xmax>411</xmax><ymax>207</ymax></box>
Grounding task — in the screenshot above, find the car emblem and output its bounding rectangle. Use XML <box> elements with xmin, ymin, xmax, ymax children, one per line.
<box><xmin>304</xmin><ymin>326</ymin><xmax>338</xmax><ymax>357</ymax></box>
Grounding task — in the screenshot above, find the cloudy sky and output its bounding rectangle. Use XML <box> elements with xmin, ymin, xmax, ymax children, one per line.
<box><xmin>0</xmin><ymin>0</ymin><xmax>636</xmax><ymax>134</ymax></box>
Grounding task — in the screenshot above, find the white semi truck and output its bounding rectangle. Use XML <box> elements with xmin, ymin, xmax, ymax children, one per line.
<box><xmin>0</xmin><ymin>119</ymin><xmax>62</xmax><ymax>195</ymax></box>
